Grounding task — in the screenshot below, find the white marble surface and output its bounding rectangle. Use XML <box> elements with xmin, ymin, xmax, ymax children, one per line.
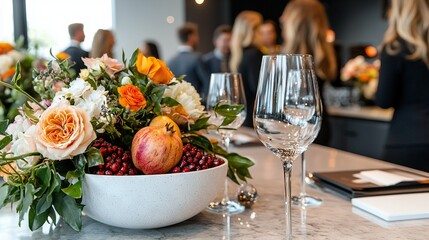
<box><xmin>1</xmin><ymin>130</ymin><xmax>429</xmax><ymax>239</ymax></box>
<box><xmin>328</xmin><ymin>106</ymin><xmax>393</xmax><ymax>122</ymax></box>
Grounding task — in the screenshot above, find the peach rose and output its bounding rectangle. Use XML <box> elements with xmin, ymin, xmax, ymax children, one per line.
<box><xmin>118</xmin><ymin>84</ymin><xmax>147</xmax><ymax>112</ymax></box>
<box><xmin>35</xmin><ymin>102</ymin><xmax>96</xmax><ymax>160</ymax></box>
<box><xmin>136</xmin><ymin>52</ymin><xmax>174</xmax><ymax>84</ymax></box>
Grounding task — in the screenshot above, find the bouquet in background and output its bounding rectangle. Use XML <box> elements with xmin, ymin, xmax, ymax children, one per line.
<box><xmin>0</xmin><ymin>41</ymin><xmax>38</xmax><ymax>120</ymax></box>
<box><xmin>0</xmin><ymin>50</ymin><xmax>253</xmax><ymax>231</ymax></box>
<box><xmin>340</xmin><ymin>55</ymin><xmax>380</xmax><ymax>100</ymax></box>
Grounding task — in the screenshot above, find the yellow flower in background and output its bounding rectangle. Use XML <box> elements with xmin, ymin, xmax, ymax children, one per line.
<box><xmin>56</xmin><ymin>52</ymin><xmax>71</xmax><ymax>61</ymax></box>
<box><xmin>0</xmin><ymin>42</ymin><xmax>14</xmax><ymax>55</ymax></box>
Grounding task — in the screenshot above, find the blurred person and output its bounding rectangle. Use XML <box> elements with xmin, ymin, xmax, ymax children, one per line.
<box><xmin>230</xmin><ymin>11</ymin><xmax>263</xmax><ymax>127</ymax></box>
<box><xmin>280</xmin><ymin>0</ymin><xmax>338</xmax><ymax>146</ymax></box>
<box><xmin>375</xmin><ymin>0</ymin><xmax>429</xmax><ymax>172</ymax></box>
<box><xmin>63</xmin><ymin>23</ymin><xmax>88</xmax><ymax>74</ymax></box>
<box><xmin>168</xmin><ymin>22</ymin><xmax>209</xmax><ymax>101</ymax></box>
<box><xmin>141</xmin><ymin>40</ymin><xmax>161</xmax><ymax>59</ymax></box>
<box><xmin>202</xmin><ymin>24</ymin><xmax>232</xmax><ymax>74</ymax></box>
<box><xmin>260</xmin><ymin>20</ymin><xmax>281</xmax><ymax>54</ymax></box>
<box><xmin>89</xmin><ymin>29</ymin><xmax>115</xmax><ymax>58</ymax></box>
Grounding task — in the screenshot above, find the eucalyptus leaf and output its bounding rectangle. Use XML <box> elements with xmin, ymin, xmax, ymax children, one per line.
<box><xmin>53</xmin><ymin>191</ymin><xmax>83</xmax><ymax>232</ymax></box>
<box><xmin>85</xmin><ymin>147</ymin><xmax>104</xmax><ymax>168</ymax></box>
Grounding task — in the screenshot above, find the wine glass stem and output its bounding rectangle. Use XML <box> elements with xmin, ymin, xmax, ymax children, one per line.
<box><xmin>301</xmin><ymin>152</ymin><xmax>306</xmax><ymax>197</ymax></box>
<box><xmin>283</xmin><ymin>160</ymin><xmax>293</xmax><ymax>239</ymax></box>
<box><xmin>222</xmin><ymin>135</ymin><xmax>231</xmax><ymax>203</ymax></box>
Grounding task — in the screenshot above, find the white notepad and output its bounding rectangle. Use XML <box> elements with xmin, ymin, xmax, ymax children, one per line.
<box><xmin>351</xmin><ymin>193</ymin><xmax>429</xmax><ymax>221</ymax></box>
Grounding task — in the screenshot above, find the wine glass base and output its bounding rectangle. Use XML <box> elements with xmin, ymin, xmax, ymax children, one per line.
<box><xmin>206</xmin><ymin>200</ymin><xmax>245</xmax><ymax>215</ymax></box>
<box><xmin>291</xmin><ymin>195</ymin><xmax>323</xmax><ymax>207</ymax></box>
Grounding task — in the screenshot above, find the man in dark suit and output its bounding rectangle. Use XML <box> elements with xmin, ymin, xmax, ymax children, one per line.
<box><xmin>63</xmin><ymin>23</ymin><xmax>89</xmax><ymax>75</ymax></box>
<box><xmin>202</xmin><ymin>25</ymin><xmax>232</xmax><ymax>74</ymax></box>
<box><xmin>167</xmin><ymin>23</ymin><xmax>209</xmax><ymax>101</ymax></box>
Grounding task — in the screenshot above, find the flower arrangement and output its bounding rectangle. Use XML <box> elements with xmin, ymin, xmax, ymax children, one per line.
<box><xmin>340</xmin><ymin>55</ymin><xmax>380</xmax><ymax>100</ymax></box>
<box><xmin>0</xmin><ymin>41</ymin><xmax>37</xmax><ymax>120</ymax></box>
<box><xmin>0</xmin><ymin>50</ymin><xmax>253</xmax><ymax>231</ymax></box>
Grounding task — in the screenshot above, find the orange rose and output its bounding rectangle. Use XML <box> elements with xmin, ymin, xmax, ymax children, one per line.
<box><xmin>136</xmin><ymin>52</ymin><xmax>174</xmax><ymax>84</ymax></box>
<box><xmin>35</xmin><ymin>102</ymin><xmax>96</xmax><ymax>160</ymax></box>
<box><xmin>118</xmin><ymin>84</ymin><xmax>147</xmax><ymax>112</ymax></box>
<box><xmin>56</xmin><ymin>52</ymin><xmax>71</xmax><ymax>61</ymax></box>
<box><xmin>0</xmin><ymin>42</ymin><xmax>14</xmax><ymax>55</ymax></box>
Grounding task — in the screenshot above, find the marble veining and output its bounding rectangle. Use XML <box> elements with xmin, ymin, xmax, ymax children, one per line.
<box><xmin>1</xmin><ymin>139</ymin><xmax>429</xmax><ymax>239</ymax></box>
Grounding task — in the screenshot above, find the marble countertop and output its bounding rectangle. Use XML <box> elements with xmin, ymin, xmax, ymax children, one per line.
<box><xmin>2</xmin><ymin>130</ymin><xmax>429</xmax><ymax>239</ymax></box>
<box><xmin>327</xmin><ymin>106</ymin><xmax>394</xmax><ymax>122</ymax></box>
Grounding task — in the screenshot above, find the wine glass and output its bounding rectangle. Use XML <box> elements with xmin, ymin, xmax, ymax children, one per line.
<box><xmin>291</xmin><ymin>56</ymin><xmax>323</xmax><ymax>207</ymax></box>
<box><xmin>254</xmin><ymin>54</ymin><xmax>321</xmax><ymax>239</ymax></box>
<box><xmin>206</xmin><ymin>73</ymin><xmax>247</xmax><ymax>215</ymax></box>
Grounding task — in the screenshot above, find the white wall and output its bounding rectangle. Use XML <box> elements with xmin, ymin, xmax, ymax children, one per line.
<box><xmin>112</xmin><ymin>0</ymin><xmax>184</xmax><ymax>61</ymax></box>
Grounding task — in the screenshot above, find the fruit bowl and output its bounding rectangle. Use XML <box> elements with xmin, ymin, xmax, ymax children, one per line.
<box><xmin>81</xmin><ymin>159</ymin><xmax>228</xmax><ymax>229</ymax></box>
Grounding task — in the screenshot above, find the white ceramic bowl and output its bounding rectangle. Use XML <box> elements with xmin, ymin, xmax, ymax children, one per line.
<box><xmin>82</xmin><ymin>160</ymin><xmax>227</xmax><ymax>229</ymax></box>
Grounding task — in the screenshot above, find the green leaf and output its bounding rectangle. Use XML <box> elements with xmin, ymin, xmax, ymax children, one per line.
<box><xmin>154</xmin><ymin>102</ymin><xmax>162</xmax><ymax>115</ymax></box>
<box><xmin>61</xmin><ymin>180</ymin><xmax>82</xmax><ymax>199</ymax></box>
<box><xmin>29</xmin><ymin>205</ymin><xmax>49</xmax><ymax>231</ymax></box>
<box><xmin>36</xmin><ymin>193</ymin><xmax>52</xmax><ymax>215</ymax></box>
<box><xmin>226</xmin><ymin>153</ymin><xmax>255</xmax><ymax>169</ymax></box>
<box><xmin>66</xmin><ymin>169</ymin><xmax>81</xmax><ymax>181</ymax></box>
<box><xmin>34</xmin><ymin>165</ymin><xmax>51</xmax><ymax>197</ymax></box>
<box><xmin>221</xmin><ymin>116</ymin><xmax>236</xmax><ymax>126</ymax></box>
<box><xmin>0</xmin><ymin>184</ymin><xmax>9</xmax><ymax>208</ymax></box>
<box><xmin>23</xmin><ymin>103</ymin><xmax>39</xmax><ymax>123</ymax></box>
<box><xmin>73</xmin><ymin>154</ymin><xmax>87</xmax><ymax>173</ymax></box>
<box><xmin>53</xmin><ymin>191</ymin><xmax>83</xmax><ymax>232</ymax></box>
<box><xmin>227</xmin><ymin>166</ymin><xmax>239</xmax><ymax>185</ymax></box>
<box><xmin>0</xmin><ymin>135</ymin><xmax>12</xmax><ymax>150</ymax></box>
<box><xmin>129</xmin><ymin>48</ymin><xmax>140</xmax><ymax>68</ymax></box>
<box><xmin>85</xmin><ymin>147</ymin><xmax>104</xmax><ymax>168</ymax></box>
<box><xmin>161</xmin><ymin>97</ymin><xmax>180</xmax><ymax>107</ymax></box>
<box><xmin>87</xmin><ymin>78</ymin><xmax>97</xmax><ymax>90</ymax></box>
<box><xmin>186</xmin><ymin>135</ymin><xmax>213</xmax><ymax>152</ymax></box>
<box><xmin>48</xmin><ymin>207</ymin><xmax>57</xmax><ymax>225</ymax></box>
<box><xmin>190</xmin><ymin>116</ymin><xmax>210</xmax><ymax>132</ymax></box>
<box><xmin>19</xmin><ymin>183</ymin><xmax>35</xmax><ymax>226</ymax></box>
<box><xmin>47</xmin><ymin>173</ymin><xmax>60</xmax><ymax>197</ymax></box>
<box><xmin>214</xmin><ymin>103</ymin><xmax>244</xmax><ymax>117</ymax></box>
<box><xmin>11</xmin><ymin>62</ymin><xmax>22</xmax><ymax>85</ymax></box>
<box><xmin>0</xmin><ymin>120</ymin><xmax>9</xmax><ymax>134</ymax></box>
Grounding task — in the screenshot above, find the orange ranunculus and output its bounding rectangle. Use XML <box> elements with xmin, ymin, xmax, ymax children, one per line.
<box><xmin>136</xmin><ymin>52</ymin><xmax>174</xmax><ymax>84</ymax></box>
<box><xmin>0</xmin><ymin>42</ymin><xmax>14</xmax><ymax>55</ymax></box>
<box><xmin>1</xmin><ymin>68</ymin><xmax>15</xmax><ymax>80</ymax></box>
<box><xmin>56</xmin><ymin>52</ymin><xmax>71</xmax><ymax>61</ymax></box>
<box><xmin>118</xmin><ymin>84</ymin><xmax>147</xmax><ymax>112</ymax></box>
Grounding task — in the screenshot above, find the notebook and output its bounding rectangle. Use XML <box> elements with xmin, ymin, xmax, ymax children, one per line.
<box><xmin>352</xmin><ymin>193</ymin><xmax>429</xmax><ymax>221</ymax></box>
<box><xmin>312</xmin><ymin>168</ymin><xmax>429</xmax><ymax>199</ymax></box>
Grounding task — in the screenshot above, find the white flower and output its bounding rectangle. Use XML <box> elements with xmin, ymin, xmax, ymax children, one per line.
<box><xmin>75</xmin><ymin>86</ymin><xmax>108</xmax><ymax>119</ymax></box>
<box><xmin>163</xmin><ymin>79</ymin><xmax>205</xmax><ymax>121</ymax></box>
<box><xmin>53</xmin><ymin>78</ymin><xmax>92</xmax><ymax>103</ymax></box>
<box><xmin>10</xmin><ymin>125</ymin><xmax>40</xmax><ymax>169</ymax></box>
<box><xmin>121</xmin><ymin>76</ymin><xmax>132</xmax><ymax>85</ymax></box>
<box><xmin>6</xmin><ymin>115</ymin><xmax>33</xmax><ymax>141</ymax></box>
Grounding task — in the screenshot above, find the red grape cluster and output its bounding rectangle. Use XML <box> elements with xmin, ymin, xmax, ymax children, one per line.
<box><xmin>170</xmin><ymin>143</ymin><xmax>225</xmax><ymax>173</ymax></box>
<box><xmin>90</xmin><ymin>138</ymin><xmax>142</xmax><ymax>175</ymax></box>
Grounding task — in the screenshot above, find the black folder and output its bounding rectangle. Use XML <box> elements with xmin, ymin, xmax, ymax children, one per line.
<box><xmin>312</xmin><ymin>168</ymin><xmax>429</xmax><ymax>199</ymax></box>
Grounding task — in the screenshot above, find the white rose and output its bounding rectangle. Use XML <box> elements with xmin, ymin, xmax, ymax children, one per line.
<box><xmin>6</xmin><ymin>115</ymin><xmax>33</xmax><ymax>141</ymax></box>
<box><xmin>10</xmin><ymin>126</ymin><xmax>40</xmax><ymax>169</ymax></box>
<box><xmin>121</xmin><ymin>76</ymin><xmax>132</xmax><ymax>85</ymax></box>
<box><xmin>53</xmin><ymin>78</ymin><xmax>92</xmax><ymax>103</ymax></box>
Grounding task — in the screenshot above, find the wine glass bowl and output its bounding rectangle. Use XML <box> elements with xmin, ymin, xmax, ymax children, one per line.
<box><xmin>254</xmin><ymin>54</ymin><xmax>321</xmax><ymax>239</ymax></box>
<box><xmin>206</xmin><ymin>73</ymin><xmax>247</xmax><ymax>215</ymax></box>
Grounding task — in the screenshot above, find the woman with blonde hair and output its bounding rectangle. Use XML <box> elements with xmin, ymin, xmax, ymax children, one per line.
<box><xmin>230</xmin><ymin>10</ymin><xmax>263</xmax><ymax>127</ymax></box>
<box><xmin>90</xmin><ymin>29</ymin><xmax>115</xmax><ymax>58</ymax></box>
<box><xmin>280</xmin><ymin>0</ymin><xmax>337</xmax><ymax>145</ymax></box>
<box><xmin>375</xmin><ymin>0</ymin><xmax>429</xmax><ymax>172</ymax></box>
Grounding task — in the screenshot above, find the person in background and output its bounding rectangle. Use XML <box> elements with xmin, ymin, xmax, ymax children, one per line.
<box><xmin>375</xmin><ymin>0</ymin><xmax>429</xmax><ymax>172</ymax></box>
<box><xmin>280</xmin><ymin>0</ymin><xmax>338</xmax><ymax>146</ymax></box>
<box><xmin>141</xmin><ymin>40</ymin><xmax>161</xmax><ymax>59</ymax></box>
<box><xmin>168</xmin><ymin>22</ymin><xmax>209</xmax><ymax>101</ymax></box>
<box><xmin>260</xmin><ymin>20</ymin><xmax>281</xmax><ymax>54</ymax></box>
<box><xmin>89</xmin><ymin>29</ymin><xmax>115</xmax><ymax>58</ymax></box>
<box><xmin>202</xmin><ymin>25</ymin><xmax>232</xmax><ymax>74</ymax></box>
<box><xmin>63</xmin><ymin>23</ymin><xmax>88</xmax><ymax>74</ymax></box>
<box><xmin>230</xmin><ymin>11</ymin><xmax>263</xmax><ymax>127</ymax></box>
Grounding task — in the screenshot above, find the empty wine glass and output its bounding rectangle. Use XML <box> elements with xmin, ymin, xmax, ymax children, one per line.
<box><xmin>206</xmin><ymin>73</ymin><xmax>247</xmax><ymax>215</ymax></box>
<box><xmin>254</xmin><ymin>54</ymin><xmax>321</xmax><ymax>239</ymax></box>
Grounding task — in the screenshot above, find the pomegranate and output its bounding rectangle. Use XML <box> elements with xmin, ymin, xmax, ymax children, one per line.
<box><xmin>131</xmin><ymin>124</ymin><xmax>183</xmax><ymax>174</ymax></box>
<box><xmin>149</xmin><ymin>115</ymin><xmax>181</xmax><ymax>138</ymax></box>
